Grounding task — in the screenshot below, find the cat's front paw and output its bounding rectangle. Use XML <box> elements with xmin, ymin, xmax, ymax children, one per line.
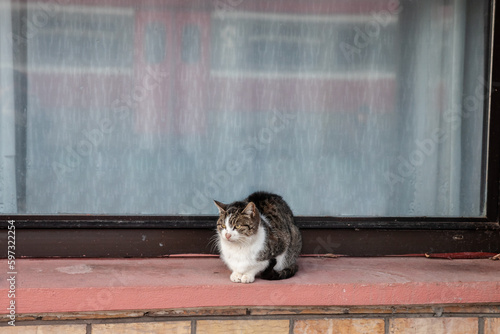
<box><xmin>230</xmin><ymin>272</ymin><xmax>243</xmax><ymax>283</ymax></box>
<box><xmin>240</xmin><ymin>274</ymin><xmax>255</xmax><ymax>283</ymax></box>
<box><xmin>230</xmin><ymin>272</ymin><xmax>255</xmax><ymax>283</ymax></box>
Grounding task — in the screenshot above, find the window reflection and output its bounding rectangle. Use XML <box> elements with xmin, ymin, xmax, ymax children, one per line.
<box><xmin>0</xmin><ymin>0</ymin><xmax>489</xmax><ymax>217</ymax></box>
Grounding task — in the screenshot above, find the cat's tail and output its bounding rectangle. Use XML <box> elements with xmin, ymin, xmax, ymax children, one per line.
<box><xmin>260</xmin><ymin>258</ymin><xmax>298</xmax><ymax>280</ymax></box>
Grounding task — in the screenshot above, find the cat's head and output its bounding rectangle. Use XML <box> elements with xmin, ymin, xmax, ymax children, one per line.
<box><xmin>214</xmin><ymin>200</ymin><xmax>260</xmax><ymax>243</ymax></box>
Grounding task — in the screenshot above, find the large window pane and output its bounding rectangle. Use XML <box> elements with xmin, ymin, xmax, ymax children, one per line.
<box><xmin>0</xmin><ymin>0</ymin><xmax>489</xmax><ymax>217</ymax></box>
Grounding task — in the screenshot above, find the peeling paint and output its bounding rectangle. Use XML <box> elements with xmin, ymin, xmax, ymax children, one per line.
<box><xmin>56</xmin><ymin>264</ymin><xmax>93</xmax><ymax>274</ymax></box>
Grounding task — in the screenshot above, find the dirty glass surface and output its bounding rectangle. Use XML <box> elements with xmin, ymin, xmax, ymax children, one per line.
<box><xmin>0</xmin><ymin>0</ymin><xmax>490</xmax><ymax>216</ymax></box>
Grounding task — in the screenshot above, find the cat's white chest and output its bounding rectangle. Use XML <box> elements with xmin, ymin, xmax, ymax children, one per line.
<box><xmin>219</xmin><ymin>225</ymin><xmax>267</xmax><ymax>273</ymax></box>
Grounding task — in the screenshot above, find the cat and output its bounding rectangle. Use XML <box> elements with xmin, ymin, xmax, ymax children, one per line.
<box><xmin>214</xmin><ymin>191</ymin><xmax>302</xmax><ymax>283</ymax></box>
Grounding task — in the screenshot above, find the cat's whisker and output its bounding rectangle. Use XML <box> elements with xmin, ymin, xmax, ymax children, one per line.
<box><xmin>208</xmin><ymin>233</ymin><xmax>221</xmax><ymax>254</ymax></box>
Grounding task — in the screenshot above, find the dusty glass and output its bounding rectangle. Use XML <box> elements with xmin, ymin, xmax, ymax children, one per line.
<box><xmin>0</xmin><ymin>0</ymin><xmax>490</xmax><ymax>216</ymax></box>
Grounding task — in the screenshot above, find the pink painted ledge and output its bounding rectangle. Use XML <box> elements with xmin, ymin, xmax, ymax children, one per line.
<box><xmin>1</xmin><ymin>257</ymin><xmax>500</xmax><ymax>314</ymax></box>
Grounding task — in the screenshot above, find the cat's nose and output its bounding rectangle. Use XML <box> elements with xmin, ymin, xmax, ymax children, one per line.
<box><xmin>225</xmin><ymin>233</ymin><xmax>231</xmax><ymax>240</ymax></box>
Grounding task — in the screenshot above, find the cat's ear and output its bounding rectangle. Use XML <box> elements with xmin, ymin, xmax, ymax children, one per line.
<box><xmin>213</xmin><ymin>200</ymin><xmax>227</xmax><ymax>214</ymax></box>
<box><xmin>243</xmin><ymin>202</ymin><xmax>257</xmax><ymax>217</ymax></box>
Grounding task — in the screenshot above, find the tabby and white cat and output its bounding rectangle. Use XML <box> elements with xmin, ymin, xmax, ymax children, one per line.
<box><xmin>214</xmin><ymin>192</ymin><xmax>302</xmax><ymax>283</ymax></box>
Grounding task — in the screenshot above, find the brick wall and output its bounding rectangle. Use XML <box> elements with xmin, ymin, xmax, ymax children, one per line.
<box><xmin>2</xmin><ymin>305</ymin><xmax>500</xmax><ymax>334</ymax></box>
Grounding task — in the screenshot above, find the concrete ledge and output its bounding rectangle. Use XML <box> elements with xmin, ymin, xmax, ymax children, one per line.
<box><xmin>1</xmin><ymin>257</ymin><xmax>499</xmax><ymax>314</ymax></box>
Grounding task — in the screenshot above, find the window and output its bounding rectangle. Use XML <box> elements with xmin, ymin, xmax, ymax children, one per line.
<box><xmin>145</xmin><ymin>22</ymin><xmax>167</xmax><ymax>64</ymax></box>
<box><xmin>182</xmin><ymin>24</ymin><xmax>201</xmax><ymax>63</ymax></box>
<box><xmin>211</xmin><ymin>12</ymin><xmax>397</xmax><ymax>75</ymax></box>
<box><xmin>1</xmin><ymin>0</ymin><xmax>498</xmax><ymax>257</ymax></box>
